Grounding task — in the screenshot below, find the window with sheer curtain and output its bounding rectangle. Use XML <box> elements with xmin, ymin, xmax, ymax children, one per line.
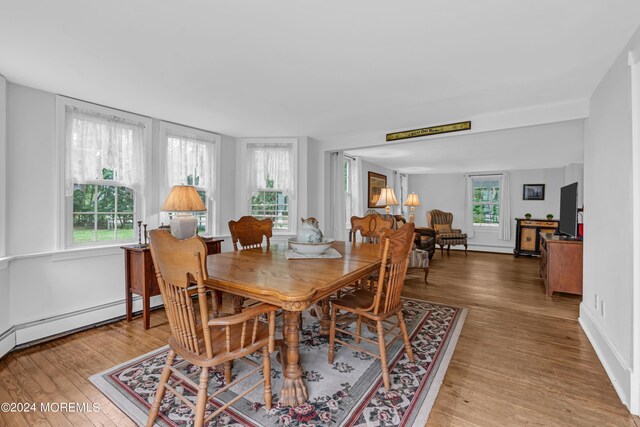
<box><xmin>245</xmin><ymin>142</ymin><xmax>296</xmax><ymax>231</ymax></box>
<box><xmin>64</xmin><ymin>104</ymin><xmax>147</xmax><ymax>246</ymax></box>
<box><xmin>165</xmin><ymin>130</ymin><xmax>217</xmax><ymax>234</ymax></box>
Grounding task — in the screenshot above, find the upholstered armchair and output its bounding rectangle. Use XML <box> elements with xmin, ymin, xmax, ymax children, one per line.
<box><xmin>394</xmin><ymin>215</ymin><xmax>436</xmax><ymax>259</ymax></box>
<box><xmin>427</xmin><ymin>209</ymin><xmax>468</xmax><ymax>255</ymax></box>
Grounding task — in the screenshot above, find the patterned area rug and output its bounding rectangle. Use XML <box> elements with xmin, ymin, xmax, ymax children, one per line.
<box><xmin>91</xmin><ymin>298</ymin><xmax>466</xmax><ymax>426</ymax></box>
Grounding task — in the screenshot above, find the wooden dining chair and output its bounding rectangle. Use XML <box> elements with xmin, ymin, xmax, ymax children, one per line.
<box><xmin>328</xmin><ymin>223</ymin><xmax>416</xmax><ymax>391</ymax></box>
<box><xmin>350</xmin><ymin>213</ymin><xmax>394</xmax><ymax>243</ymax></box>
<box><xmin>226</xmin><ymin>216</ymin><xmax>274</xmax><ymax>312</ymax></box>
<box><xmin>147</xmin><ymin>229</ymin><xmax>277</xmax><ymax>427</ymax></box>
<box><xmin>228</xmin><ymin>216</ymin><xmax>273</xmax><ymax>251</ymax></box>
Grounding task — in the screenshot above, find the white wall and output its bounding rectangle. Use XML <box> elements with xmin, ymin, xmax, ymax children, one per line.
<box><xmin>580</xmin><ymin>25</ymin><xmax>640</xmax><ymax>411</ymax></box>
<box><xmin>360</xmin><ymin>159</ymin><xmax>397</xmax><ymax>216</ymax></box>
<box><xmin>408</xmin><ymin>168</ymin><xmax>567</xmax><ymax>252</ymax></box>
<box><xmin>0</xmin><ymin>82</ymin><xmax>246</xmax><ymax>356</ymax></box>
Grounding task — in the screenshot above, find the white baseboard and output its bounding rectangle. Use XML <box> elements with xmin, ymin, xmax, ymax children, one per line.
<box><xmin>0</xmin><ymin>327</ymin><xmax>16</xmax><ymax>358</ymax></box>
<box><xmin>13</xmin><ymin>295</ymin><xmax>163</xmax><ymax>347</ymax></box>
<box><xmin>579</xmin><ymin>303</ymin><xmax>631</xmax><ymax>409</ymax></box>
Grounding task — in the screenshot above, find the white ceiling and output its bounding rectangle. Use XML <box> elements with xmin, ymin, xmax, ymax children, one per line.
<box><xmin>0</xmin><ymin>1</ymin><xmax>639</xmax><ymax>138</ymax></box>
<box><xmin>345</xmin><ymin>120</ymin><xmax>585</xmax><ymax>174</ymax></box>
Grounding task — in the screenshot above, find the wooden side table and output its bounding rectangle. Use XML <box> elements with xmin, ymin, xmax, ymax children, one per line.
<box><xmin>122</xmin><ymin>238</ymin><xmax>223</xmax><ymax>329</ymax></box>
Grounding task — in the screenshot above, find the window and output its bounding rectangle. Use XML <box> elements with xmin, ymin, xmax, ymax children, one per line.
<box><xmin>61</xmin><ymin>99</ymin><xmax>149</xmax><ymax>247</ymax></box>
<box><xmin>344</xmin><ymin>157</ymin><xmax>353</xmax><ymax>228</ymax></box>
<box><xmin>163</xmin><ymin>124</ymin><xmax>218</xmax><ymax>235</ymax></box>
<box><xmin>245</xmin><ymin>140</ymin><xmax>296</xmax><ymax>232</ymax></box>
<box><xmin>251</xmin><ymin>186</ymin><xmax>289</xmax><ymax>230</ymax></box>
<box><xmin>472</xmin><ymin>177</ymin><xmax>501</xmax><ymax>227</ymax></box>
<box><xmin>72</xmin><ymin>170</ymin><xmax>135</xmax><ymax>243</ymax></box>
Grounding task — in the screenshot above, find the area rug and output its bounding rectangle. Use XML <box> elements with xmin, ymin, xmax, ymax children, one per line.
<box><xmin>90</xmin><ymin>298</ymin><xmax>466</xmax><ymax>426</ymax></box>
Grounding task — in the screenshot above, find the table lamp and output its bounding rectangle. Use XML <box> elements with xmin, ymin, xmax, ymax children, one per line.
<box><xmin>161</xmin><ymin>185</ymin><xmax>207</xmax><ymax>239</ymax></box>
<box><xmin>375</xmin><ymin>187</ymin><xmax>398</xmax><ymax>215</ymax></box>
<box><xmin>404</xmin><ymin>193</ymin><xmax>421</xmax><ymax>223</ymax></box>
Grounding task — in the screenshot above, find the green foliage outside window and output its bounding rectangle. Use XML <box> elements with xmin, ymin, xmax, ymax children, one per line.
<box><xmin>251</xmin><ymin>177</ymin><xmax>289</xmax><ymax>229</ymax></box>
<box><xmin>72</xmin><ymin>169</ymin><xmax>135</xmax><ymax>243</ymax></box>
<box><xmin>472</xmin><ymin>179</ymin><xmax>500</xmax><ymax>226</ymax></box>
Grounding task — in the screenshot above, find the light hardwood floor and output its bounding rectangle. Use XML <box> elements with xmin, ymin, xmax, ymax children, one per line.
<box><xmin>0</xmin><ymin>250</ymin><xmax>637</xmax><ymax>426</ymax></box>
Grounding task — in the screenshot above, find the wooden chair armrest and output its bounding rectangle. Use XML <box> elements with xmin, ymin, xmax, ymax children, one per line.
<box><xmin>207</xmin><ymin>303</ymin><xmax>278</xmax><ymax>327</ymax></box>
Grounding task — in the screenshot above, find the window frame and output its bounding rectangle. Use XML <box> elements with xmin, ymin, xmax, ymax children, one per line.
<box><xmin>56</xmin><ymin>96</ymin><xmax>152</xmax><ymax>249</ymax></box>
<box><xmin>159</xmin><ymin>121</ymin><xmax>221</xmax><ymax>236</ymax></box>
<box><xmin>239</xmin><ymin>138</ymin><xmax>298</xmax><ymax>235</ymax></box>
<box><xmin>471</xmin><ymin>175</ymin><xmax>502</xmax><ymax>229</ymax></box>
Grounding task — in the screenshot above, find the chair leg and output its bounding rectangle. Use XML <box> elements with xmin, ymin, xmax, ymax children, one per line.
<box><xmin>440</xmin><ymin>244</ymin><xmax>444</xmax><ymax>256</ymax></box>
<box><xmin>423</xmin><ymin>267</ymin><xmax>429</xmax><ymax>284</ymax></box>
<box><xmin>464</xmin><ymin>243</ymin><xmax>468</xmax><ymax>255</ymax></box>
<box><xmin>262</xmin><ymin>346</ymin><xmax>272</xmax><ymax>410</ymax></box>
<box><xmin>146</xmin><ymin>350</ymin><xmax>176</xmax><ymax>427</ymax></box>
<box><xmin>376</xmin><ymin>320</ymin><xmax>391</xmax><ymax>391</ymax></box>
<box><xmin>223</xmin><ymin>361</ymin><xmax>233</xmax><ymax>384</ymax></box>
<box><xmin>355</xmin><ymin>315</ymin><xmax>362</xmax><ymax>344</ymax></box>
<box><xmin>194</xmin><ymin>367</ymin><xmax>209</xmax><ymax>427</ymax></box>
<box><xmin>397</xmin><ymin>311</ymin><xmax>414</xmax><ymax>362</ymax></box>
<box><xmin>328</xmin><ymin>307</ymin><xmax>337</xmax><ymax>364</ymax></box>
<box><xmin>447</xmin><ymin>244</ymin><xmax>451</xmax><ymax>254</ymax></box>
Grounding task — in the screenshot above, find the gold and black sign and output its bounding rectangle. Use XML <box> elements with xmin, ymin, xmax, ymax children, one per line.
<box><xmin>386</xmin><ymin>121</ymin><xmax>471</xmax><ymax>142</ymax></box>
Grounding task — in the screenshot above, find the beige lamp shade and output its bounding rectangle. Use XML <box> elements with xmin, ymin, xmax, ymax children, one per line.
<box><xmin>375</xmin><ymin>188</ymin><xmax>399</xmax><ymax>207</ymax></box>
<box><xmin>161</xmin><ymin>185</ymin><xmax>207</xmax><ymax>212</ymax></box>
<box><xmin>404</xmin><ymin>193</ymin><xmax>421</xmax><ymax>207</ymax></box>
<box><xmin>371</xmin><ymin>194</ymin><xmax>381</xmax><ymax>206</ymax></box>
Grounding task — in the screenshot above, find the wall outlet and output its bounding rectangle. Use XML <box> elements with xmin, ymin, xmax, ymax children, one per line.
<box><xmin>600</xmin><ymin>300</ymin><xmax>606</xmax><ymax>318</ymax></box>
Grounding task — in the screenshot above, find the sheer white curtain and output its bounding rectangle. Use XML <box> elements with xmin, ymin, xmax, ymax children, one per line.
<box><xmin>498</xmin><ymin>172</ymin><xmax>511</xmax><ymax>240</ymax></box>
<box><xmin>400</xmin><ymin>173</ymin><xmax>409</xmax><ymax>216</ymax></box>
<box><xmin>393</xmin><ymin>171</ymin><xmax>403</xmax><ymax>215</ymax></box>
<box><xmin>65</xmin><ymin>106</ymin><xmax>146</xmax><ymax>196</ymax></box>
<box><xmin>330</xmin><ymin>152</ymin><xmax>346</xmax><ymax>241</ymax></box>
<box><xmin>463</xmin><ymin>175</ymin><xmax>475</xmax><ymax>238</ymax></box>
<box><xmin>246</xmin><ymin>142</ymin><xmax>295</xmax><ymax>198</ymax></box>
<box><xmin>351</xmin><ymin>157</ymin><xmax>363</xmax><ymax>217</ymax></box>
<box><xmin>166</xmin><ymin>133</ymin><xmax>216</xmax><ymax>201</ymax></box>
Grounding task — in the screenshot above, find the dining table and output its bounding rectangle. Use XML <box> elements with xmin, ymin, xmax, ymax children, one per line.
<box><xmin>204</xmin><ymin>240</ymin><xmax>381</xmax><ymax>407</ymax></box>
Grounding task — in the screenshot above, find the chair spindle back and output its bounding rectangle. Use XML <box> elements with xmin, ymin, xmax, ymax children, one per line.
<box><xmin>149</xmin><ymin>229</ymin><xmax>213</xmax><ymax>358</ymax></box>
<box><xmin>351</xmin><ymin>213</ymin><xmax>394</xmax><ymax>243</ymax></box>
<box><xmin>228</xmin><ymin>216</ymin><xmax>273</xmax><ymax>251</ymax></box>
<box><xmin>373</xmin><ymin>223</ymin><xmax>415</xmax><ymax>315</ymax></box>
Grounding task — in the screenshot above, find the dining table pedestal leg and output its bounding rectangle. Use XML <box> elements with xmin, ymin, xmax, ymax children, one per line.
<box><xmin>280</xmin><ymin>310</ymin><xmax>308</xmax><ymax>407</ymax></box>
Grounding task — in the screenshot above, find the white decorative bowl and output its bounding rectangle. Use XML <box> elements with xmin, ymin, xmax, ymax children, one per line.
<box><xmin>288</xmin><ymin>237</ymin><xmax>335</xmax><ymax>255</ymax></box>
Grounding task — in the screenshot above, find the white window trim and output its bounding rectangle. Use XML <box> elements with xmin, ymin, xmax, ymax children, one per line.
<box><xmin>56</xmin><ymin>96</ymin><xmax>152</xmax><ymax>249</ymax></box>
<box><xmin>238</xmin><ymin>138</ymin><xmax>298</xmax><ymax>235</ymax></box>
<box><xmin>471</xmin><ymin>174</ymin><xmax>502</xmax><ymax>230</ymax></box>
<box><xmin>158</xmin><ymin>121</ymin><xmax>221</xmax><ymax>236</ymax></box>
<box><xmin>0</xmin><ymin>76</ymin><xmax>6</xmax><ymax>257</ymax></box>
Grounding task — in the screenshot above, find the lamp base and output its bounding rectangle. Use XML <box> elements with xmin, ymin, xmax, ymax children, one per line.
<box><xmin>409</xmin><ymin>207</ymin><xmax>416</xmax><ymax>223</ymax></box>
<box><xmin>169</xmin><ymin>214</ymin><xmax>198</xmax><ymax>240</ymax></box>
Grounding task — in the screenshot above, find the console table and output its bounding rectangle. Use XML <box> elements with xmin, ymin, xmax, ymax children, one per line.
<box><xmin>539</xmin><ymin>233</ymin><xmax>582</xmax><ymax>296</ymax></box>
<box><xmin>122</xmin><ymin>238</ymin><xmax>223</xmax><ymax>329</ymax></box>
<box><xmin>514</xmin><ymin>218</ymin><xmax>559</xmax><ymax>256</ymax></box>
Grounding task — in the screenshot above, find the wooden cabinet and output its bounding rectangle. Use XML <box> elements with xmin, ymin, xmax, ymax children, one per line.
<box><xmin>539</xmin><ymin>233</ymin><xmax>582</xmax><ymax>297</ymax></box>
<box><xmin>122</xmin><ymin>238</ymin><xmax>223</xmax><ymax>329</ymax></box>
<box><xmin>514</xmin><ymin>218</ymin><xmax>559</xmax><ymax>256</ymax></box>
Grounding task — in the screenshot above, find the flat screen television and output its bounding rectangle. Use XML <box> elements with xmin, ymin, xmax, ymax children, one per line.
<box><xmin>559</xmin><ymin>182</ymin><xmax>578</xmax><ymax>237</ymax></box>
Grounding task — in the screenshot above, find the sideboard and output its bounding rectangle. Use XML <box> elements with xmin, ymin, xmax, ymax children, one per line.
<box><xmin>513</xmin><ymin>218</ymin><xmax>559</xmax><ymax>257</ymax></box>
<box><xmin>539</xmin><ymin>233</ymin><xmax>583</xmax><ymax>296</ymax></box>
<box><xmin>122</xmin><ymin>238</ymin><xmax>223</xmax><ymax>329</ymax></box>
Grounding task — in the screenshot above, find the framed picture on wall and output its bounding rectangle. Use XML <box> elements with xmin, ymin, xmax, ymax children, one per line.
<box><xmin>367</xmin><ymin>172</ymin><xmax>387</xmax><ymax>208</ymax></box>
<box><xmin>523</xmin><ymin>184</ymin><xmax>545</xmax><ymax>200</ymax></box>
